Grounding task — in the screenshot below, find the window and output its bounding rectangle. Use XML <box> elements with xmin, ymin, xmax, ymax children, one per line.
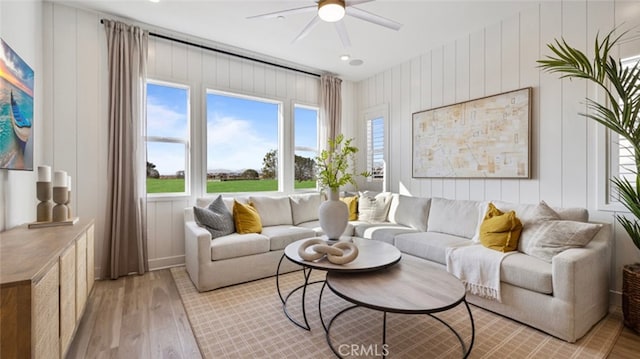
<box><xmin>366</xmin><ymin>116</ymin><xmax>385</xmax><ymax>181</ymax></box>
<box><xmin>609</xmin><ymin>55</ymin><xmax>640</xmax><ymax>202</ymax></box>
<box><xmin>146</xmin><ymin>81</ymin><xmax>190</xmax><ymax>195</ymax></box>
<box><xmin>206</xmin><ymin>90</ymin><xmax>281</xmax><ymax>193</ymax></box>
<box><xmin>294</xmin><ymin>105</ymin><xmax>319</xmax><ymax>190</ymax></box>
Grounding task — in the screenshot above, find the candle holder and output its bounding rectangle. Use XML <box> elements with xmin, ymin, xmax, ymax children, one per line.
<box><xmin>36</xmin><ymin>181</ymin><xmax>53</xmax><ymax>222</ymax></box>
<box><xmin>52</xmin><ymin>186</ymin><xmax>69</xmax><ymax>222</ymax></box>
<box><xmin>66</xmin><ymin>189</ymin><xmax>72</xmax><ymax>219</ymax></box>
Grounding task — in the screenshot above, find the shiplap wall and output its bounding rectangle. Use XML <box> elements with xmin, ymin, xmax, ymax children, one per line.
<box><xmin>43</xmin><ymin>2</ymin><xmax>337</xmax><ymax>272</ymax></box>
<box><xmin>0</xmin><ymin>1</ymin><xmax>43</xmax><ymax>231</ymax></box>
<box><xmin>355</xmin><ymin>1</ymin><xmax>640</xmax><ymax>296</ymax></box>
<box><xmin>43</xmin><ymin>1</ymin><xmax>640</xmax><ymax>292</ymax></box>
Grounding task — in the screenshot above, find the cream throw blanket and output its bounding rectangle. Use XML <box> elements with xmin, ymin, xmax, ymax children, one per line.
<box><xmin>445</xmin><ymin>244</ymin><xmax>514</xmax><ymax>302</ymax></box>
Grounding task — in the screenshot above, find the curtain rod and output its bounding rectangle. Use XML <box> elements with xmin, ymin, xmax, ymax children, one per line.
<box><xmin>100</xmin><ymin>19</ymin><xmax>322</xmax><ymax>78</ymax></box>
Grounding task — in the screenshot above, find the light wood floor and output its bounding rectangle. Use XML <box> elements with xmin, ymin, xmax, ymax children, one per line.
<box><xmin>68</xmin><ymin>269</ymin><xmax>640</xmax><ymax>359</ymax></box>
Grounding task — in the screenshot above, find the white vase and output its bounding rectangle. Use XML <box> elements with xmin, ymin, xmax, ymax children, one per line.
<box><xmin>318</xmin><ymin>188</ymin><xmax>349</xmax><ymax>240</ymax></box>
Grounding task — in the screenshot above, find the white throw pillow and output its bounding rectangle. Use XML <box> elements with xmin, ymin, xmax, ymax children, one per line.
<box><xmin>249</xmin><ymin>196</ymin><xmax>293</xmax><ymax>226</ymax></box>
<box><xmin>358</xmin><ymin>192</ymin><xmax>392</xmax><ymax>222</ymax></box>
<box><xmin>389</xmin><ymin>195</ymin><xmax>431</xmax><ymax>232</ymax></box>
<box><xmin>289</xmin><ymin>193</ymin><xmax>322</xmax><ymax>225</ymax></box>
<box><xmin>519</xmin><ymin>220</ymin><xmax>602</xmax><ymax>262</ymax></box>
<box><xmin>428</xmin><ymin>198</ymin><xmax>482</xmax><ymax>239</ymax></box>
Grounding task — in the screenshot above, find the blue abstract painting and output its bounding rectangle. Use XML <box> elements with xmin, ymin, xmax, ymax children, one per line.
<box><xmin>0</xmin><ymin>37</ymin><xmax>34</xmax><ymax>170</ymax></box>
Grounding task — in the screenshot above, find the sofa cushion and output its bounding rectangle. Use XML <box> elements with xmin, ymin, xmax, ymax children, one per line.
<box><xmin>500</xmin><ymin>253</ymin><xmax>553</xmax><ymax>294</ymax></box>
<box><xmin>394</xmin><ymin>232</ymin><xmax>472</xmax><ymax>264</ymax></box>
<box><xmin>296</xmin><ymin>220</ymin><xmax>355</xmax><ymax>237</ymax></box>
<box><xmin>479</xmin><ymin>203</ymin><xmax>522</xmax><ymax>252</ymax></box>
<box><xmin>388</xmin><ymin>194</ymin><xmax>431</xmax><ymax>232</ymax></box>
<box><xmin>289</xmin><ymin>193</ymin><xmax>321</xmax><ymax>225</ymax></box>
<box><xmin>358</xmin><ymin>192</ymin><xmax>392</xmax><ymax>222</ymax></box>
<box><xmin>353</xmin><ymin>223</ymin><xmax>419</xmax><ymax>244</ymax></box>
<box><xmin>250</xmin><ymin>196</ymin><xmax>293</xmax><ymax>226</ymax></box>
<box><xmin>261</xmin><ymin>225</ymin><xmax>317</xmax><ymax>250</ymax></box>
<box><xmin>492</xmin><ymin>200</ymin><xmax>560</xmax><ymax>226</ymax></box>
<box><xmin>554</xmin><ymin>207</ymin><xmax>589</xmax><ymax>222</ymax></box>
<box><xmin>210</xmin><ymin>233</ymin><xmax>269</xmax><ymax>260</ymax></box>
<box><xmin>428</xmin><ymin>198</ymin><xmax>482</xmax><ymax>238</ymax></box>
<box><xmin>519</xmin><ymin>220</ymin><xmax>603</xmax><ymax>262</ymax></box>
<box><xmin>197</xmin><ymin>196</ymin><xmax>247</xmax><ymax>212</ymax></box>
<box><xmin>193</xmin><ymin>195</ymin><xmax>235</xmax><ymax>239</ymax></box>
<box><xmin>233</xmin><ymin>201</ymin><xmax>262</xmax><ymax>234</ymax></box>
<box><xmin>340</xmin><ymin>196</ymin><xmax>358</xmax><ymax>221</ymax></box>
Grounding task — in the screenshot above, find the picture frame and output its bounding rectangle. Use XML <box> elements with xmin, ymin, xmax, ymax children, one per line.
<box><xmin>412</xmin><ymin>87</ymin><xmax>531</xmax><ymax>179</ymax></box>
<box><xmin>0</xmin><ymin>37</ymin><xmax>34</xmax><ymax>171</ymax></box>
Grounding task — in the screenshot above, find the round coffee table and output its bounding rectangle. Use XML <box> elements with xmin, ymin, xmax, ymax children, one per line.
<box><xmin>324</xmin><ymin>254</ymin><xmax>475</xmax><ymax>358</ymax></box>
<box><xmin>276</xmin><ymin>237</ymin><xmax>401</xmax><ymax>331</ymax></box>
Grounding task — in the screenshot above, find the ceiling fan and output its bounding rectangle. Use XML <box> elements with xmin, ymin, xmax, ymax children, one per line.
<box><xmin>247</xmin><ymin>0</ymin><xmax>403</xmax><ymax>47</ymax></box>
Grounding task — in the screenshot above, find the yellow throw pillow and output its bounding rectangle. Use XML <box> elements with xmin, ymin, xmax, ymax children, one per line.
<box><xmin>479</xmin><ymin>203</ymin><xmax>522</xmax><ymax>252</ymax></box>
<box><xmin>233</xmin><ymin>200</ymin><xmax>262</xmax><ymax>234</ymax></box>
<box><xmin>340</xmin><ymin>196</ymin><xmax>358</xmax><ymax>221</ymax></box>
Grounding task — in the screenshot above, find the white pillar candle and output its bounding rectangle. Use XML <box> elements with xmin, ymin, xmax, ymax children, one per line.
<box><xmin>53</xmin><ymin>170</ymin><xmax>67</xmax><ymax>187</ymax></box>
<box><xmin>37</xmin><ymin>166</ymin><xmax>51</xmax><ymax>182</ymax></box>
<box><xmin>67</xmin><ymin>175</ymin><xmax>72</xmax><ymax>191</ymax></box>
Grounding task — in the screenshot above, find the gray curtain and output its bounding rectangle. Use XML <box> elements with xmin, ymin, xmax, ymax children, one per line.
<box><xmin>103</xmin><ymin>20</ymin><xmax>148</xmax><ymax>279</ymax></box>
<box><xmin>320</xmin><ymin>75</ymin><xmax>342</xmax><ymax>149</ymax></box>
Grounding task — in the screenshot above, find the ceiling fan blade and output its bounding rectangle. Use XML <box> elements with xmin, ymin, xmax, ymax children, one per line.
<box><xmin>334</xmin><ymin>21</ymin><xmax>351</xmax><ymax>48</ymax></box>
<box><xmin>292</xmin><ymin>16</ymin><xmax>321</xmax><ymax>44</ymax></box>
<box><xmin>346</xmin><ymin>0</ymin><xmax>375</xmax><ymax>6</ymax></box>
<box><xmin>346</xmin><ymin>6</ymin><xmax>403</xmax><ymax>31</ymax></box>
<box><xmin>247</xmin><ymin>5</ymin><xmax>316</xmax><ymax>20</ymax></box>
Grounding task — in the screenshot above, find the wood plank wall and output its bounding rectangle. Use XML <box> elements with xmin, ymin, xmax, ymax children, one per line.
<box><xmin>354</xmin><ymin>1</ymin><xmax>640</xmax><ymax>298</ymax></box>
<box><xmin>44</xmin><ymin>2</ymin><xmax>326</xmax><ymax>274</ymax></box>
<box><xmin>43</xmin><ymin>1</ymin><xmax>640</xmax><ymax>299</ymax></box>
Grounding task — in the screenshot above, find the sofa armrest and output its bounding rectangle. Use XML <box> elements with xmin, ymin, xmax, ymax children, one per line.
<box><xmin>552</xmin><ymin>224</ymin><xmax>612</xmax><ymax>304</ymax></box>
<box><xmin>184</xmin><ymin>209</ymin><xmax>213</xmax><ymax>291</ymax></box>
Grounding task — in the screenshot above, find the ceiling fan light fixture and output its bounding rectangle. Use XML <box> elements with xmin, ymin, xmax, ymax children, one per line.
<box><xmin>318</xmin><ymin>0</ymin><xmax>346</xmax><ymax>23</ymax></box>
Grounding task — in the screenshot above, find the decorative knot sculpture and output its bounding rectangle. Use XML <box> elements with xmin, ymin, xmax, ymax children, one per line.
<box><xmin>297</xmin><ymin>239</ymin><xmax>359</xmax><ymax>265</ymax></box>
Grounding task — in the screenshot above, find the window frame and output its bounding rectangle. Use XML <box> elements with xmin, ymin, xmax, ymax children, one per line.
<box><xmin>598</xmin><ymin>40</ymin><xmax>640</xmax><ymax>211</ymax></box>
<box><xmin>145</xmin><ymin>79</ymin><xmax>191</xmax><ymax>198</ymax></box>
<box><xmin>204</xmin><ymin>88</ymin><xmax>284</xmax><ymax>195</ymax></box>
<box><xmin>363</xmin><ymin>104</ymin><xmax>389</xmax><ymax>189</ymax></box>
<box><xmin>293</xmin><ymin>103</ymin><xmax>320</xmax><ymax>192</ymax></box>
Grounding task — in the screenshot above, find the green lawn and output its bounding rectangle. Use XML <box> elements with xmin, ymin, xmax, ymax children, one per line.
<box><xmin>147</xmin><ymin>178</ymin><xmax>316</xmax><ymax>194</ymax></box>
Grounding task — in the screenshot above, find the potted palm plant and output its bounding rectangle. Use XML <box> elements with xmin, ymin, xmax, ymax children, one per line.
<box><xmin>315</xmin><ymin>134</ymin><xmax>370</xmax><ymax>240</ymax></box>
<box><xmin>538</xmin><ymin>28</ymin><xmax>640</xmax><ymax>332</ymax></box>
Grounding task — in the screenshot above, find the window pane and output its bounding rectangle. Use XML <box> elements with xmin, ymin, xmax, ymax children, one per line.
<box><xmin>146</xmin><ymin>81</ymin><xmax>189</xmax><ymax>194</ymax></box>
<box><xmin>147</xmin><ymin>142</ymin><xmax>186</xmax><ymax>193</ymax></box>
<box><xmin>294</xmin><ymin>106</ymin><xmax>318</xmax><ymax>190</ymax></box>
<box><xmin>611</xmin><ymin>56</ymin><xmax>639</xmax><ymax>202</ymax></box>
<box><xmin>206</xmin><ymin>92</ymin><xmax>279</xmax><ymax>193</ymax></box>
<box><xmin>147</xmin><ymin>83</ymin><xmax>188</xmax><ymax>139</ymax></box>
<box><xmin>368</xmin><ymin>117</ymin><xmax>385</xmax><ymax>179</ymax></box>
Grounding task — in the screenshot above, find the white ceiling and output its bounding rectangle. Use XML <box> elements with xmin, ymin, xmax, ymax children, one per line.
<box><xmin>54</xmin><ymin>0</ymin><xmax>541</xmax><ymax>81</ymax></box>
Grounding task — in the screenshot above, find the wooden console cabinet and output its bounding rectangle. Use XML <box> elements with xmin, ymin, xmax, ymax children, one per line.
<box><xmin>0</xmin><ymin>218</ymin><xmax>95</xmax><ymax>358</ymax></box>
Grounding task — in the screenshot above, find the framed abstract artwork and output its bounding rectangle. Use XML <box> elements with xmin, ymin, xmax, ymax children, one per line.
<box><xmin>0</xmin><ymin>37</ymin><xmax>34</xmax><ymax>171</ymax></box>
<box><xmin>412</xmin><ymin>87</ymin><xmax>531</xmax><ymax>178</ymax></box>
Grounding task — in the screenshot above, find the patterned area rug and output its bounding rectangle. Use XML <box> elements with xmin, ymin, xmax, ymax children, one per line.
<box><xmin>170</xmin><ymin>267</ymin><xmax>622</xmax><ymax>358</ymax></box>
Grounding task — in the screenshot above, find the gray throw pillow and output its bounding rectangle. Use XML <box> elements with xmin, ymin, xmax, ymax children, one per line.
<box><xmin>193</xmin><ymin>195</ymin><xmax>235</xmax><ymax>239</ymax></box>
<box><xmin>519</xmin><ymin>220</ymin><xmax>602</xmax><ymax>262</ymax></box>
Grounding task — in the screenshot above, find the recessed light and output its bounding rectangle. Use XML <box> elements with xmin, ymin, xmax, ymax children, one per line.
<box><xmin>340</xmin><ymin>54</ymin><xmax>350</xmax><ymax>61</ymax></box>
<box><xmin>277</xmin><ymin>15</ymin><xmax>285</xmax><ymax>20</ymax></box>
<box><xmin>149</xmin><ymin>0</ymin><xmax>160</xmax><ymax>3</ymax></box>
<box><xmin>349</xmin><ymin>59</ymin><xmax>364</xmax><ymax>66</ymax></box>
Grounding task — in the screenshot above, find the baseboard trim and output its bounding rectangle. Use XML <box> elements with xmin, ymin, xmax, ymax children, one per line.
<box><xmin>610</xmin><ymin>290</ymin><xmax>622</xmax><ymax>309</ymax></box>
<box><xmin>149</xmin><ymin>255</ymin><xmax>185</xmax><ymax>270</ymax></box>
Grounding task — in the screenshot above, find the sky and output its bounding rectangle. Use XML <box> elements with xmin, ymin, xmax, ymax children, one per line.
<box><xmin>146</xmin><ymin>82</ymin><xmax>318</xmax><ymax>175</ymax></box>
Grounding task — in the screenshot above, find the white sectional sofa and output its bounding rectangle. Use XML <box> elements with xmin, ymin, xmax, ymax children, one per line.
<box><xmin>184</xmin><ymin>192</ymin><xmax>611</xmax><ymax>343</ymax></box>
